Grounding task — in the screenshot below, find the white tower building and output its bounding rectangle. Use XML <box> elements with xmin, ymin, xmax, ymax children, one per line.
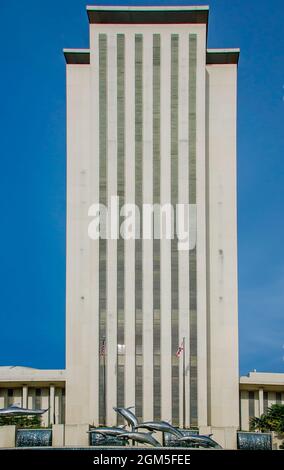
<box><xmin>64</xmin><ymin>5</ymin><xmax>239</xmax><ymax>447</ymax></box>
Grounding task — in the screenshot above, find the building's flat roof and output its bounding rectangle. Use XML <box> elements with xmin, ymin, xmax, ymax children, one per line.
<box><xmin>64</xmin><ymin>49</ymin><xmax>90</xmax><ymax>65</ymax></box>
<box><xmin>207</xmin><ymin>48</ymin><xmax>240</xmax><ymax>65</ymax></box>
<box><xmin>63</xmin><ymin>48</ymin><xmax>239</xmax><ymax>66</ymax></box>
<box><xmin>87</xmin><ymin>5</ymin><xmax>209</xmax><ymax>25</ymax></box>
<box><xmin>0</xmin><ymin>366</ymin><xmax>66</xmax><ymax>387</ymax></box>
<box><xmin>87</xmin><ymin>5</ymin><xmax>209</xmax><ymax>12</ymax></box>
<box><xmin>240</xmin><ymin>371</ymin><xmax>284</xmax><ymax>390</ymax></box>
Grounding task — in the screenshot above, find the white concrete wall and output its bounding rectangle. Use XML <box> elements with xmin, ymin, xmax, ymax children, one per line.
<box><xmin>206</xmin><ymin>63</ymin><xmax>239</xmax><ymax>429</ymax></box>
<box><xmin>0</xmin><ymin>426</ymin><xmax>16</xmax><ymax>448</ymax></box>
<box><xmin>65</xmin><ymin>62</ymin><xmax>92</xmax><ymax>428</ymax></box>
<box><xmin>195</xmin><ymin>24</ymin><xmax>208</xmax><ymax>428</ymax></box>
<box><xmin>52</xmin><ymin>424</ymin><xmax>65</xmax><ymax>447</ymax></box>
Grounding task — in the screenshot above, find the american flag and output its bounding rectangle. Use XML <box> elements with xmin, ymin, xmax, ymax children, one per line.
<box><xmin>176</xmin><ymin>340</ymin><xmax>184</xmax><ymax>358</ymax></box>
<box><xmin>100</xmin><ymin>338</ymin><xmax>106</xmax><ymax>357</ymax></box>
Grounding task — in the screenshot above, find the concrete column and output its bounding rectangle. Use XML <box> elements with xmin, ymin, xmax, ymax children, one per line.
<box><xmin>41</xmin><ymin>389</ymin><xmax>50</xmax><ymax>427</ymax></box>
<box><xmin>254</xmin><ymin>392</ymin><xmax>260</xmax><ymax>418</ymax></box>
<box><xmin>211</xmin><ymin>426</ymin><xmax>237</xmax><ymax>450</ymax></box>
<box><xmin>50</xmin><ymin>385</ymin><xmax>55</xmax><ymax>425</ymax></box>
<box><xmin>65</xmin><ymin>61</ymin><xmax>91</xmax><ymax>426</ymax></box>
<box><xmin>52</xmin><ymin>424</ymin><xmax>65</xmax><ymax>447</ymax></box>
<box><xmin>0</xmin><ymin>426</ymin><xmax>16</xmax><ymax>448</ymax></box>
<box><xmin>65</xmin><ymin>424</ymin><xmax>89</xmax><ymax>447</ymax></box>
<box><xmin>240</xmin><ymin>391</ymin><xmax>249</xmax><ymax>431</ymax></box>
<box><xmin>22</xmin><ymin>385</ymin><xmax>28</xmax><ymax>409</ymax></box>
<box><xmin>54</xmin><ymin>389</ymin><xmax>61</xmax><ymax>424</ymax></box>
<box><xmin>206</xmin><ymin>59</ymin><xmax>239</xmax><ymax>429</ymax></box>
<box><xmin>196</xmin><ymin>27</ymin><xmax>208</xmax><ymax>428</ymax></box>
<box><xmin>89</xmin><ymin>25</ymin><xmax>100</xmax><ymax>426</ymax></box>
<box><xmin>0</xmin><ymin>389</ymin><xmax>6</xmax><ymax>408</ymax></box>
<box><xmin>259</xmin><ymin>388</ymin><xmax>264</xmax><ymax>416</ymax></box>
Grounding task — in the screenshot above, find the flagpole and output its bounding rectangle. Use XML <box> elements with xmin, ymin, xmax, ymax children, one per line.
<box><xmin>183</xmin><ymin>337</ymin><xmax>186</xmax><ymax>429</ymax></box>
<box><xmin>101</xmin><ymin>337</ymin><xmax>106</xmax><ymax>426</ymax></box>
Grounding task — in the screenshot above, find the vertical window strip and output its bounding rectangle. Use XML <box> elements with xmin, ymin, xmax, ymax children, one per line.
<box><xmin>117</xmin><ymin>34</ymin><xmax>125</xmax><ymax>423</ymax></box>
<box><xmin>171</xmin><ymin>34</ymin><xmax>179</xmax><ymax>426</ymax></box>
<box><xmin>248</xmin><ymin>391</ymin><xmax>255</xmax><ymax>429</ymax></box>
<box><xmin>276</xmin><ymin>392</ymin><xmax>282</xmax><ymax>405</ymax></box>
<box><xmin>7</xmin><ymin>389</ymin><xmax>14</xmax><ymax>407</ymax></box>
<box><xmin>248</xmin><ymin>391</ymin><xmax>255</xmax><ymax>417</ymax></box>
<box><xmin>135</xmin><ymin>34</ymin><xmax>143</xmax><ymax>421</ymax></box>
<box><xmin>99</xmin><ymin>33</ymin><xmax>107</xmax><ymax>425</ymax></box>
<box><xmin>61</xmin><ymin>389</ymin><xmax>66</xmax><ymax>424</ymax></box>
<box><xmin>153</xmin><ymin>33</ymin><xmax>161</xmax><ymax>421</ymax></box>
<box><xmin>188</xmin><ymin>34</ymin><xmax>198</xmax><ymax>427</ymax></box>
<box><xmin>264</xmin><ymin>392</ymin><xmax>268</xmax><ymax>413</ymax></box>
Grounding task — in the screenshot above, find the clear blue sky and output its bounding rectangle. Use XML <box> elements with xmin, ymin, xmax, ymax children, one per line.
<box><xmin>0</xmin><ymin>0</ymin><xmax>283</xmax><ymax>376</ymax></box>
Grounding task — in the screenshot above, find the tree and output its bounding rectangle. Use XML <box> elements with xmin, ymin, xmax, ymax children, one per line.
<box><xmin>250</xmin><ymin>404</ymin><xmax>284</xmax><ymax>434</ymax></box>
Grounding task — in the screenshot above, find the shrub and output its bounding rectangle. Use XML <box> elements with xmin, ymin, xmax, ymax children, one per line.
<box><xmin>0</xmin><ymin>415</ymin><xmax>42</xmax><ymax>428</ymax></box>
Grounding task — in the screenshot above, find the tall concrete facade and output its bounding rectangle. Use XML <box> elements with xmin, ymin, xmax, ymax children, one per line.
<box><xmin>64</xmin><ymin>5</ymin><xmax>240</xmax><ymax>443</ymax></box>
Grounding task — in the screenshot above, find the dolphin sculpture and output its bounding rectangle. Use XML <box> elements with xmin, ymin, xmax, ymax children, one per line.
<box><xmin>113</xmin><ymin>407</ymin><xmax>139</xmax><ymax>429</ymax></box>
<box><xmin>135</xmin><ymin>421</ymin><xmax>183</xmax><ymax>438</ymax></box>
<box><xmin>118</xmin><ymin>431</ymin><xmax>161</xmax><ymax>447</ymax></box>
<box><xmin>0</xmin><ymin>405</ymin><xmax>48</xmax><ymax>416</ymax></box>
<box><xmin>88</xmin><ymin>426</ymin><xmax>127</xmax><ymax>438</ymax></box>
<box><xmin>178</xmin><ymin>435</ymin><xmax>222</xmax><ymax>449</ymax></box>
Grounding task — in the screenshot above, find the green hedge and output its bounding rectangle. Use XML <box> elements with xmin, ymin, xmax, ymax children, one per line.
<box><xmin>0</xmin><ymin>415</ymin><xmax>42</xmax><ymax>428</ymax></box>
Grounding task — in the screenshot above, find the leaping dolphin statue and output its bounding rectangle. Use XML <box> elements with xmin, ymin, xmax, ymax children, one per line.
<box><xmin>0</xmin><ymin>405</ymin><xmax>48</xmax><ymax>416</ymax></box>
<box><xmin>113</xmin><ymin>407</ymin><xmax>139</xmax><ymax>429</ymax></box>
<box><xmin>178</xmin><ymin>435</ymin><xmax>222</xmax><ymax>449</ymax></box>
<box><xmin>88</xmin><ymin>426</ymin><xmax>127</xmax><ymax>438</ymax></box>
<box><xmin>118</xmin><ymin>431</ymin><xmax>161</xmax><ymax>447</ymax></box>
<box><xmin>135</xmin><ymin>421</ymin><xmax>183</xmax><ymax>438</ymax></box>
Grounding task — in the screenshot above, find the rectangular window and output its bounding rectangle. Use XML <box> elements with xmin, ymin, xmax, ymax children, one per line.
<box><xmin>99</xmin><ymin>33</ymin><xmax>108</xmax><ymax>425</ymax></box>
<box><xmin>62</xmin><ymin>389</ymin><xmax>66</xmax><ymax>424</ymax></box>
<box><xmin>7</xmin><ymin>388</ymin><xmax>13</xmax><ymax>407</ymax></box>
<box><xmin>35</xmin><ymin>388</ymin><xmax>41</xmax><ymax>410</ymax></box>
<box><xmin>188</xmin><ymin>34</ymin><xmax>198</xmax><ymax>427</ymax></box>
<box><xmin>153</xmin><ymin>33</ymin><xmax>161</xmax><ymax>421</ymax></box>
<box><xmin>135</xmin><ymin>33</ymin><xmax>143</xmax><ymax>421</ymax></box>
<box><xmin>117</xmin><ymin>33</ymin><xmax>125</xmax><ymax>424</ymax></box>
<box><xmin>276</xmin><ymin>392</ymin><xmax>282</xmax><ymax>404</ymax></box>
<box><xmin>171</xmin><ymin>33</ymin><xmax>179</xmax><ymax>426</ymax></box>
<box><xmin>249</xmin><ymin>391</ymin><xmax>255</xmax><ymax>417</ymax></box>
<box><xmin>264</xmin><ymin>391</ymin><xmax>268</xmax><ymax>412</ymax></box>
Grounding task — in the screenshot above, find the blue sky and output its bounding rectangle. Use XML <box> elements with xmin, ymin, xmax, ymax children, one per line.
<box><xmin>0</xmin><ymin>0</ymin><xmax>283</xmax><ymax>376</ymax></box>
